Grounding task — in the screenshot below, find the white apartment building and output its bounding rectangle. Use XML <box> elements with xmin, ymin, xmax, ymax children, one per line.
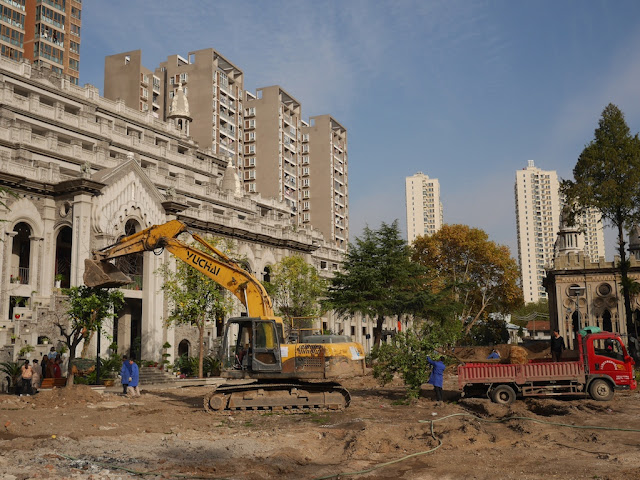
<box><xmin>516</xmin><ymin>160</ymin><xmax>562</xmax><ymax>304</ymax></box>
<box><xmin>405</xmin><ymin>172</ymin><xmax>443</xmax><ymax>244</ymax></box>
<box><xmin>515</xmin><ymin>160</ymin><xmax>605</xmax><ymax>304</ymax></box>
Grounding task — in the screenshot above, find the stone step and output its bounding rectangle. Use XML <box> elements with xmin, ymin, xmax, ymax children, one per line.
<box><xmin>138</xmin><ymin>367</ymin><xmax>178</xmax><ymax>385</ymax></box>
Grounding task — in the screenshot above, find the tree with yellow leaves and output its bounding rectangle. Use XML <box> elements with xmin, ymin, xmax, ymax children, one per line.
<box><xmin>412</xmin><ymin>224</ymin><xmax>523</xmax><ymax>334</ymax></box>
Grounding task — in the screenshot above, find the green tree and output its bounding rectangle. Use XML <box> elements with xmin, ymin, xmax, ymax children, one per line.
<box><xmin>412</xmin><ymin>224</ymin><xmax>523</xmax><ymax>334</ymax></box>
<box><xmin>561</xmin><ymin>104</ymin><xmax>640</xmax><ymax>337</ymax></box>
<box><xmin>511</xmin><ymin>299</ymin><xmax>549</xmax><ymax>328</ymax></box>
<box><xmin>372</xmin><ymin>319</ymin><xmax>461</xmax><ymax>399</ymax></box>
<box><xmin>325</xmin><ymin>220</ymin><xmax>434</xmax><ymax>347</ymax></box>
<box><xmin>55</xmin><ymin>286</ymin><xmax>124</xmax><ymax>386</ymax></box>
<box><xmin>158</xmin><ymin>237</ymin><xmax>234</xmax><ymax>378</ymax></box>
<box><xmin>263</xmin><ymin>255</ymin><xmax>327</xmax><ymax>329</ymax></box>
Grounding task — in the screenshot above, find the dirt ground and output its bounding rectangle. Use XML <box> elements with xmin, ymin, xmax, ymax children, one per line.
<box><xmin>1</xmin><ymin>370</ymin><xmax>639</xmax><ymax>480</ymax></box>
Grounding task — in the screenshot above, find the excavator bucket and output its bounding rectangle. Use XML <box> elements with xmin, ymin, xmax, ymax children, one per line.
<box><xmin>83</xmin><ymin>259</ymin><xmax>132</xmax><ymax>288</ymax></box>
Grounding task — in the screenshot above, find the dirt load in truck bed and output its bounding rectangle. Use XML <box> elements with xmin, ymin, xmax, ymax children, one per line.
<box><xmin>447</xmin><ymin>341</ymin><xmax>555</xmax><ymax>364</ymax></box>
<box><xmin>1</xmin><ymin>373</ymin><xmax>639</xmax><ymax>479</ymax></box>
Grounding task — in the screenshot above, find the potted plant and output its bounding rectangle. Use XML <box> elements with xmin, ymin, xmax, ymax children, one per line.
<box><xmin>161</xmin><ymin>341</ymin><xmax>172</xmax><ymax>371</ymax></box>
<box><xmin>54</xmin><ymin>274</ymin><xmax>64</xmax><ymax>288</ymax></box>
<box><xmin>10</xmin><ymin>334</ymin><xmax>17</xmax><ymax>345</ymax></box>
<box><xmin>18</xmin><ymin>344</ymin><xmax>35</xmax><ymax>357</ymax></box>
<box><xmin>42</xmin><ymin>337</ymin><xmax>49</xmax><ymax>345</ymax></box>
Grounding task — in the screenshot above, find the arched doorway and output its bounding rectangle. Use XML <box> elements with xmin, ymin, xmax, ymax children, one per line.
<box><xmin>11</xmin><ymin>222</ymin><xmax>32</xmax><ymax>284</ymax></box>
<box><xmin>178</xmin><ymin>339</ymin><xmax>190</xmax><ymax>357</ymax></box>
<box><xmin>115</xmin><ymin>220</ymin><xmax>144</xmax><ymax>290</ymax></box>
<box><xmin>602</xmin><ymin>310</ymin><xmax>612</xmax><ymax>332</ymax></box>
<box><xmin>55</xmin><ymin>226</ymin><xmax>72</xmax><ymax>288</ymax></box>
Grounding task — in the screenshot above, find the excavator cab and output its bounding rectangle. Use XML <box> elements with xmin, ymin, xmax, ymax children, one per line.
<box><xmin>222</xmin><ymin>317</ymin><xmax>282</xmax><ymax>377</ymax></box>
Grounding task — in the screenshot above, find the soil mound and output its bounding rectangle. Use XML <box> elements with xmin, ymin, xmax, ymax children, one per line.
<box><xmin>32</xmin><ymin>384</ymin><xmax>104</xmax><ymax>406</ymax></box>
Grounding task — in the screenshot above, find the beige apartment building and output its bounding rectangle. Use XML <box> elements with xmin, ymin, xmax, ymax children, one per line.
<box><xmin>405</xmin><ymin>172</ymin><xmax>443</xmax><ymax>244</ymax></box>
<box><xmin>515</xmin><ymin>160</ymin><xmax>605</xmax><ymax>304</ymax></box>
<box><xmin>243</xmin><ymin>86</ymin><xmax>301</xmax><ymax>210</ymax></box>
<box><xmin>1</xmin><ymin>0</ymin><xmax>81</xmax><ymax>85</ymax></box>
<box><xmin>301</xmin><ymin>115</ymin><xmax>349</xmax><ymax>250</ymax></box>
<box><xmin>105</xmin><ymin>49</ymin><xmax>349</xmax><ymax>250</ymax></box>
<box><xmin>105</xmin><ymin>48</ymin><xmax>244</xmax><ymax>166</ymax></box>
<box><xmin>104</xmin><ymin>50</ymin><xmax>162</xmax><ymax>119</ymax></box>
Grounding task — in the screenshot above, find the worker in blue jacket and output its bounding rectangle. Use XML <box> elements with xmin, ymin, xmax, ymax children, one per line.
<box><xmin>126</xmin><ymin>358</ymin><xmax>141</xmax><ymax>397</ymax></box>
<box><xmin>120</xmin><ymin>355</ymin><xmax>130</xmax><ymax>395</ymax></box>
<box><xmin>427</xmin><ymin>356</ymin><xmax>446</xmax><ymax>406</ymax></box>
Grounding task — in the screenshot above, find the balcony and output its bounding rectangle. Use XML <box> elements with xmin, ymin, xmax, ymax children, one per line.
<box><xmin>10</xmin><ymin>267</ymin><xmax>29</xmax><ymax>285</ymax></box>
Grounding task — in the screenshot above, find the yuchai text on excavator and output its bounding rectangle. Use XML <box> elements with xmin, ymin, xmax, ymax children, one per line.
<box><xmin>84</xmin><ymin>220</ymin><xmax>366</xmax><ymax>412</ymax></box>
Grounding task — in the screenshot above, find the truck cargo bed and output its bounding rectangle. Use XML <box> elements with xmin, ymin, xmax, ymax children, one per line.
<box><xmin>458</xmin><ymin>361</ymin><xmax>585</xmax><ymax>389</ymax></box>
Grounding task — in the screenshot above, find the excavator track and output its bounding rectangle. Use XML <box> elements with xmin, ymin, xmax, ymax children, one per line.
<box><xmin>203</xmin><ymin>382</ymin><xmax>351</xmax><ymax>413</ymax></box>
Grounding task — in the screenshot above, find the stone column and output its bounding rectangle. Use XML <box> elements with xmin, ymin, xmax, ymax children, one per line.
<box><xmin>117</xmin><ymin>310</ymin><xmax>132</xmax><ymax>355</ymax></box>
<box><xmin>41</xmin><ymin>198</ymin><xmax>56</xmax><ymax>296</ymax></box>
<box><xmin>1</xmin><ymin>231</ymin><xmax>17</xmax><ymax>322</ymax></box>
<box><xmin>71</xmin><ymin>193</ymin><xmax>93</xmax><ymax>287</ymax></box>
<box><xmin>28</xmin><ymin>234</ymin><xmax>43</xmax><ymax>294</ymax></box>
<box><xmin>140</xmin><ymin>250</ymin><xmax>164</xmax><ymax>362</ymax></box>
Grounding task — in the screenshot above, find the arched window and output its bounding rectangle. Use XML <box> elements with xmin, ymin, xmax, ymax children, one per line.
<box><xmin>602</xmin><ymin>310</ymin><xmax>612</xmax><ymax>332</ymax></box>
<box><xmin>115</xmin><ymin>220</ymin><xmax>144</xmax><ymax>290</ymax></box>
<box><xmin>55</xmin><ymin>226</ymin><xmax>72</xmax><ymax>288</ymax></box>
<box><xmin>11</xmin><ymin>222</ymin><xmax>32</xmax><ymax>284</ymax></box>
<box><xmin>572</xmin><ymin>310</ymin><xmax>580</xmax><ymax>334</ymax></box>
<box><xmin>263</xmin><ymin>265</ymin><xmax>271</xmax><ymax>283</ymax></box>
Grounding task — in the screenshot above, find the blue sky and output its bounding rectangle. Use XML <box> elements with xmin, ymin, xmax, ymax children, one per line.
<box><xmin>79</xmin><ymin>0</ymin><xmax>640</xmax><ymax>260</ymax></box>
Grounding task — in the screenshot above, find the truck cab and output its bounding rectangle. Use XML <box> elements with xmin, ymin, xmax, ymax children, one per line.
<box><xmin>583</xmin><ymin>332</ymin><xmax>636</xmax><ymax>398</ymax></box>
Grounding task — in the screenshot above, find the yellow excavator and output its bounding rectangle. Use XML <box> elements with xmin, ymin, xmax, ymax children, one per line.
<box><xmin>84</xmin><ymin>220</ymin><xmax>365</xmax><ymax>412</ymax></box>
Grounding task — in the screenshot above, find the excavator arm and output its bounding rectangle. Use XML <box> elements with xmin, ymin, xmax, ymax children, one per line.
<box><xmin>84</xmin><ymin>220</ymin><xmax>274</xmax><ymax>317</ymax></box>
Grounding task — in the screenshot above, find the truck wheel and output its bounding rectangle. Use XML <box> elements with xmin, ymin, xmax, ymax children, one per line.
<box><xmin>589</xmin><ymin>379</ymin><xmax>614</xmax><ymax>401</ymax></box>
<box><xmin>491</xmin><ymin>385</ymin><xmax>516</xmax><ymax>405</ymax></box>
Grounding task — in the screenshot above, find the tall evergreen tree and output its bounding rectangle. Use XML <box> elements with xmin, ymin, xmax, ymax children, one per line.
<box><xmin>561</xmin><ymin>104</ymin><xmax>640</xmax><ymax>337</ymax></box>
<box><xmin>325</xmin><ymin>220</ymin><xmax>439</xmax><ymax>347</ymax></box>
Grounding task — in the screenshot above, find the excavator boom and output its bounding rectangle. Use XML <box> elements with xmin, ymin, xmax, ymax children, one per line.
<box><xmin>84</xmin><ymin>220</ymin><xmax>273</xmax><ymax>317</ymax></box>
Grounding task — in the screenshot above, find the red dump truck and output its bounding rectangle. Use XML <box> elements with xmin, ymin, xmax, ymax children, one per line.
<box><xmin>458</xmin><ymin>330</ymin><xmax>637</xmax><ymax>405</ymax></box>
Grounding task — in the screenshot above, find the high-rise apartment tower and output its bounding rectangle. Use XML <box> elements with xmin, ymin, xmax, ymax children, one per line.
<box><xmin>301</xmin><ymin>115</ymin><xmax>348</xmax><ymax>250</ymax></box>
<box><xmin>515</xmin><ymin>160</ymin><xmax>605</xmax><ymax>304</ymax></box>
<box><xmin>1</xmin><ymin>0</ymin><xmax>81</xmax><ymax>84</ymax></box>
<box><xmin>405</xmin><ymin>172</ymin><xmax>443</xmax><ymax>244</ymax></box>
<box><xmin>243</xmin><ymin>86</ymin><xmax>301</xmax><ymax>208</ymax></box>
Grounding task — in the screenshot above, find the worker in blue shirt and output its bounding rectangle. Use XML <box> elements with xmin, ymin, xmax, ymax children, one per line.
<box><xmin>488</xmin><ymin>349</ymin><xmax>500</xmax><ymax>360</ymax></box>
<box><xmin>427</xmin><ymin>356</ymin><xmax>446</xmax><ymax>406</ymax></box>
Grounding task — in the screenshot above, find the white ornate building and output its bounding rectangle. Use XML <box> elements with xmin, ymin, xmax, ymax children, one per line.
<box><xmin>544</xmin><ymin>217</ymin><xmax>640</xmax><ymax>354</ymax></box>
<box><xmin>0</xmin><ymin>58</ymin><xmax>388</xmax><ymax>364</ymax></box>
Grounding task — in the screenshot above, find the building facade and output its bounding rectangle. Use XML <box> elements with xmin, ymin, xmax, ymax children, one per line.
<box><xmin>105</xmin><ymin>51</ymin><xmax>349</xmax><ymax>250</ymax></box>
<box><xmin>0</xmin><ymin>58</ymin><xmax>381</xmax><ymax>365</ymax></box>
<box><xmin>515</xmin><ymin>160</ymin><xmax>605</xmax><ymax>304</ymax></box>
<box><xmin>405</xmin><ymin>172</ymin><xmax>442</xmax><ymax>244</ymax></box>
<box><xmin>0</xmin><ymin>0</ymin><xmax>82</xmax><ymax>84</ymax></box>
<box><xmin>104</xmin><ymin>50</ymin><xmax>162</xmax><ymax>120</ymax></box>
<box><xmin>243</xmin><ymin>86</ymin><xmax>301</xmax><ymax>211</ymax></box>
<box><xmin>105</xmin><ymin>48</ymin><xmax>244</xmax><ymax>168</ymax></box>
<box><xmin>544</xmin><ymin>221</ymin><xmax>639</xmax><ymax>353</ymax></box>
<box><xmin>301</xmin><ymin>115</ymin><xmax>348</xmax><ymax>250</ymax></box>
